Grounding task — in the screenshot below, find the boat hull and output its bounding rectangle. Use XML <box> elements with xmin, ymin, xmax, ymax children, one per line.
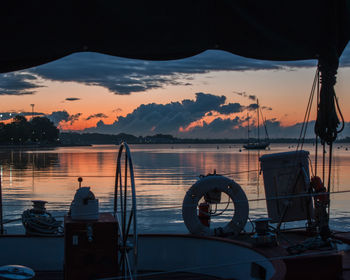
<box><xmin>0</xmin><ymin>234</ymin><xmax>283</xmax><ymax>280</ymax></box>
<box><xmin>243</xmin><ymin>142</ymin><xmax>270</xmax><ymax>150</ymax></box>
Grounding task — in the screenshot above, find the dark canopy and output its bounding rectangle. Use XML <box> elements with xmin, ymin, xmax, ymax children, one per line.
<box><xmin>0</xmin><ymin>0</ymin><xmax>349</xmax><ymax>73</ymax></box>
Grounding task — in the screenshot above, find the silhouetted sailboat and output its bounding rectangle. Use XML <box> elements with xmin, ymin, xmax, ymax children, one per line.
<box><xmin>243</xmin><ymin>99</ymin><xmax>270</xmax><ymax>150</ymax></box>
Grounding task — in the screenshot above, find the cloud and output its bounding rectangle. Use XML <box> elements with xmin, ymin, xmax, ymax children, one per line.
<box><xmin>78</xmin><ymin>90</ymin><xmax>350</xmax><ymax>139</ymax></box>
<box><xmin>246</xmin><ymin>103</ymin><xmax>259</xmax><ymax>111</ymax></box>
<box><xmin>85</xmin><ymin>113</ymin><xmax>108</xmax><ymax>120</ymax></box>
<box><xmin>68</xmin><ymin>113</ymin><xmax>82</xmax><ymax>124</ymax></box>
<box><xmin>65</xmin><ymin>97</ymin><xmax>81</xmax><ymax>101</ymax></box>
<box><xmin>46</xmin><ymin>111</ymin><xmax>70</xmax><ymax>126</ymax></box>
<box><xmin>0</xmin><ymin>44</ymin><xmax>348</xmax><ymax>98</ymax></box>
<box><xmin>46</xmin><ymin>110</ymin><xmax>81</xmax><ymax>126</ymax></box>
<box><xmin>3</xmin><ymin>45</ymin><xmax>350</xmax><ymax>96</ymax></box>
<box><xmin>215</xmin><ymin>103</ymin><xmax>244</xmax><ymax>114</ymax></box>
<box><xmin>182</xmin><ymin>117</ymin><xmax>245</xmax><ymax>138</ymax></box>
<box><xmin>82</xmin><ymin>92</ymin><xmax>266</xmax><ymax>136</ymax></box>
<box><xmin>233</xmin><ymin>91</ymin><xmax>257</xmax><ymax>101</ymax></box>
<box><xmin>0</xmin><ymin>72</ymin><xmax>43</xmax><ymax>95</ymax></box>
<box><xmin>184</xmin><ymin>119</ymin><xmax>350</xmax><ymax>140</ymax></box>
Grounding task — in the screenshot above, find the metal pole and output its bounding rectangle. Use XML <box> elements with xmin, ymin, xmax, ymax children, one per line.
<box><xmin>257</xmin><ymin>99</ymin><xmax>260</xmax><ymax>143</ymax></box>
<box><xmin>0</xmin><ymin>171</ymin><xmax>4</xmax><ymax>235</ymax></box>
<box><xmin>247</xmin><ymin>113</ymin><xmax>250</xmax><ymax>143</ymax></box>
<box><xmin>30</xmin><ymin>104</ymin><xmax>34</xmax><ymax>118</ymax></box>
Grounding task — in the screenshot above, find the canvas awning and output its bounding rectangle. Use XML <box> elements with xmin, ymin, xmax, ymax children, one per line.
<box><xmin>0</xmin><ymin>0</ymin><xmax>349</xmax><ymax>73</ymax></box>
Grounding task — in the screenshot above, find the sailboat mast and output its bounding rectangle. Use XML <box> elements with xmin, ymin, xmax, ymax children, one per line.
<box><xmin>257</xmin><ymin>99</ymin><xmax>260</xmax><ymax>144</ymax></box>
<box><xmin>247</xmin><ymin>112</ymin><xmax>250</xmax><ymax>142</ymax></box>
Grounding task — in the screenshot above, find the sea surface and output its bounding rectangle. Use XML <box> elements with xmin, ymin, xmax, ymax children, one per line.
<box><xmin>1</xmin><ymin>143</ymin><xmax>350</xmax><ymax>234</ymax></box>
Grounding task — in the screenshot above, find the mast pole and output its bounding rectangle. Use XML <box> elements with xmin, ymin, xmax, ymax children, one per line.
<box><xmin>247</xmin><ymin>112</ymin><xmax>250</xmax><ymax>143</ymax></box>
<box><xmin>257</xmin><ymin>99</ymin><xmax>260</xmax><ymax>143</ymax></box>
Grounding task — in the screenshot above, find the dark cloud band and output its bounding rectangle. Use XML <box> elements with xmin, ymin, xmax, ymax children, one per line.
<box><xmin>0</xmin><ymin>46</ymin><xmax>349</xmax><ymax>96</ymax></box>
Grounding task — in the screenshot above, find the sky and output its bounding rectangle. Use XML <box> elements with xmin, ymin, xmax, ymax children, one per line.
<box><xmin>0</xmin><ymin>46</ymin><xmax>350</xmax><ymax>139</ymax></box>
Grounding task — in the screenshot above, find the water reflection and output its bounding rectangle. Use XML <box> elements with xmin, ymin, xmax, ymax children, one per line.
<box><xmin>0</xmin><ymin>144</ymin><xmax>349</xmax><ymax>233</ymax></box>
<box><xmin>0</xmin><ymin>150</ymin><xmax>59</xmax><ymax>171</ymax></box>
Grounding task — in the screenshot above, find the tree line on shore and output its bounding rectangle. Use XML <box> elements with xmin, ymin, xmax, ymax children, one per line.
<box><xmin>0</xmin><ymin>115</ymin><xmax>59</xmax><ymax>144</ymax></box>
<box><xmin>59</xmin><ymin>132</ymin><xmax>320</xmax><ymax>145</ymax></box>
<box><xmin>1</xmin><ymin>116</ymin><xmax>350</xmax><ymax>146</ymax></box>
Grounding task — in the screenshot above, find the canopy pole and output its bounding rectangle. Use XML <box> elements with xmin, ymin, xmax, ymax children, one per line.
<box><xmin>0</xmin><ymin>172</ymin><xmax>3</xmax><ymax>235</ymax></box>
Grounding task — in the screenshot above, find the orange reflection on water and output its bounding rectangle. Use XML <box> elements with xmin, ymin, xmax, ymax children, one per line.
<box><xmin>1</xmin><ymin>143</ymin><xmax>350</xmax><ymax>233</ymax></box>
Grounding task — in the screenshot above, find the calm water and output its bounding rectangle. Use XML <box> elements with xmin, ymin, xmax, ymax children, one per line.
<box><xmin>1</xmin><ymin>143</ymin><xmax>350</xmax><ymax>233</ymax></box>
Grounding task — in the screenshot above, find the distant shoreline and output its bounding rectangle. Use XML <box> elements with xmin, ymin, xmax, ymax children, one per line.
<box><xmin>0</xmin><ymin>143</ymin><xmax>92</xmax><ymax>149</ymax></box>
<box><xmin>1</xmin><ymin>140</ymin><xmax>350</xmax><ymax>150</ymax></box>
<box><xmin>0</xmin><ymin>131</ymin><xmax>349</xmax><ymax>149</ymax></box>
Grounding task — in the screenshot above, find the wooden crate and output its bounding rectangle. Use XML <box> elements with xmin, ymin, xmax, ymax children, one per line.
<box><xmin>64</xmin><ymin>213</ymin><xmax>118</xmax><ymax>280</ymax></box>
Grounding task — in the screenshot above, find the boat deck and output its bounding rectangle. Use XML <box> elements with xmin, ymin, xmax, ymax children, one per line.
<box><xmin>227</xmin><ymin>230</ymin><xmax>350</xmax><ymax>280</ymax></box>
<box><xmin>34</xmin><ymin>271</ymin><xmax>225</xmax><ymax>280</ymax></box>
<box><xmin>8</xmin><ymin>231</ymin><xmax>350</xmax><ymax>280</ymax></box>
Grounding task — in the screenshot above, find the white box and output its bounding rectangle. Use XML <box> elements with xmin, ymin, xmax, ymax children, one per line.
<box><xmin>259</xmin><ymin>150</ymin><xmax>313</xmax><ymax>223</ymax></box>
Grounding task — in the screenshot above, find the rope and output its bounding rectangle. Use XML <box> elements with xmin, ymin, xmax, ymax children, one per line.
<box><xmin>315</xmin><ymin>54</ymin><xmax>342</xmax><ymax>145</ymax></box>
<box><xmin>21</xmin><ymin>209</ymin><xmax>63</xmax><ymax>236</ymax></box>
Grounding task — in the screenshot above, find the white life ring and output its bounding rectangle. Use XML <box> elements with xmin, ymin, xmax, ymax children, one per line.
<box><xmin>182</xmin><ymin>175</ymin><xmax>249</xmax><ymax>236</ymax></box>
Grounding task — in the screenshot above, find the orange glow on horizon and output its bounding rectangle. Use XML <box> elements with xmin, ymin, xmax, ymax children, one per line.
<box><xmin>0</xmin><ymin>67</ymin><xmax>349</xmax><ymax>134</ymax></box>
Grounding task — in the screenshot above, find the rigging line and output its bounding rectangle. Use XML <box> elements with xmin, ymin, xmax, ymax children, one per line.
<box><xmin>300</xmin><ymin>69</ymin><xmax>318</xmax><ymax>150</ymax></box>
<box><xmin>308</xmin><ymin>156</ymin><xmax>315</xmax><ymax>177</ymax></box>
<box><xmin>335</xmin><ymin>94</ymin><xmax>345</xmax><ymax>133</ymax></box>
<box><xmin>258</xmin><ymin>106</ymin><xmax>269</xmax><ymax>140</ymax></box>
<box><xmin>0</xmin><ymin>169</ymin><xmax>262</xmax><ymax>180</ymax></box>
<box><xmin>328</xmin><ymin>143</ymin><xmax>333</xmax><ymax>216</ymax></box>
<box><xmin>315</xmin><ymin>68</ymin><xmax>320</xmax><ymax>177</ymax></box>
<box><xmin>296</xmin><ymin>68</ymin><xmax>318</xmax><ymax>151</ymax></box>
<box><xmin>301</xmin><ymin>76</ymin><xmax>317</xmax><ymax>150</ymax></box>
<box><xmin>281</xmin><ymin>69</ymin><xmax>318</xmax><ymax>220</ymax></box>
<box><xmin>99</xmin><ymin>246</ymin><xmax>346</xmax><ymax>280</ymax></box>
<box><xmin>219</xmin><ymin>169</ymin><xmax>260</xmax><ymax>176</ymax></box>
<box><xmin>4</xmin><ymin>189</ymin><xmax>350</xmax><ymax>218</ymax></box>
<box><xmin>323</xmin><ymin>144</ymin><xmax>326</xmax><ymax>184</ymax></box>
<box><xmin>3</xmin><ymin>188</ymin><xmax>350</xmax><ymax>209</ymax></box>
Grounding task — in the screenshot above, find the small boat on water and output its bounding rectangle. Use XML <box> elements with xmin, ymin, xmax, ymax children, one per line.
<box><xmin>243</xmin><ymin>141</ymin><xmax>270</xmax><ymax>150</ymax></box>
<box><xmin>243</xmin><ymin>99</ymin><xmax>270</xmax><ymax>150</ymax></box>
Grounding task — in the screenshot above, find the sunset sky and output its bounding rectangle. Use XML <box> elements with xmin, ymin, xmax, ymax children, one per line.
<box><xmin>0</xmin><ymin>46</ymin><xmax>349</xmax><ymax>139</ymax></box>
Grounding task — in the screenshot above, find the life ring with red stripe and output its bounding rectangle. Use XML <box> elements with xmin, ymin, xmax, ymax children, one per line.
<box><xmin>182</xmin><ymin>175</ymin><xmax>249</xmax><ymax>236</ymax></box>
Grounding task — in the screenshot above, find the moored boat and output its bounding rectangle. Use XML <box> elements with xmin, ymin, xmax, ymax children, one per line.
<box><xmin>243</xmin><ymin>99</ymin><xmax>270</xmax><ymax>150</ymax></box>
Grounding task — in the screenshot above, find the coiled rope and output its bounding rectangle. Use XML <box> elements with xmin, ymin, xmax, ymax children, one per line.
<box><xmin>21</xmin><ymin>201</ymin><xmax>62</xmax><ymax>236</ymax></box>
